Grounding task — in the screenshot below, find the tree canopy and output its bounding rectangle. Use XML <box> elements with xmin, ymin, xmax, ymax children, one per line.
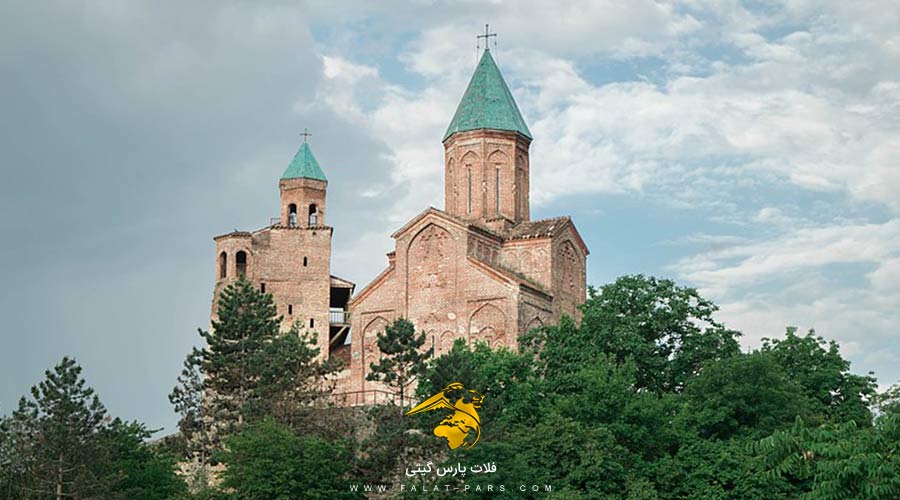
<box><xmin>4</xmin><ymin>273</ymin><xmax>890</xmax><ymax>499</ymax></box>
<box><xmin>0</xmin><ymin>357</ymin><xmax>186</xmax><ymax>499</ymax></box>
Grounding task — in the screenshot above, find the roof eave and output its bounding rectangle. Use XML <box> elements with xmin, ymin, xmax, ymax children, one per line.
<box><xmin>442</xmin><ymin>127</ymin><xmax>533</xmax><ymax>144</ymax></box>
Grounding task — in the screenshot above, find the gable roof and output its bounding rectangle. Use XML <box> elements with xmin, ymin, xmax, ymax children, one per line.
<box><xmin>281</xmin><ymin>142</ymin><xmax>327</xmax><ymax>181</ymax></box>
<box><xmin>443</xmin><ymin>50</ymin><xmax>532</xmax><ymax>141</ymax></box>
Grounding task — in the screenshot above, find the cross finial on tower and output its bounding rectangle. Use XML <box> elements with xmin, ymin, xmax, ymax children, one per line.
<box><xmin>476</xmin><ymin>23</ymin><xmax>497</xmax><ymax>52</ymax></box>
<box><xmin>299</xmin><ymin>128</ymin><xmax>312</xmax><ymax>143</ymax></box>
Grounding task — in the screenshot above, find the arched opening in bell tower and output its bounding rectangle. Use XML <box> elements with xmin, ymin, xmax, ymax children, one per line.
<box><xmin>235</xmin><ymin>251</ymin><xmax>247</xmax><ymax>276</ymax></box>
<box><xmin>288</xmin><ymin>203</ymin><xmax>298</xmax><ymax>227</ymax></box>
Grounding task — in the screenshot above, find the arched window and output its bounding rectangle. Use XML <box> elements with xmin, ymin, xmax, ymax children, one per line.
<box><xmin>288</xmin><ymin>204</ymin><xmax>297</xmax><ymax>227</ymax></box>
<box><xmin>235</xmin><ymin>251</ymin><xmax>247</xmax><ymax>276</ymax></box>
<box><xmin>288</xmin><ymin>304</ymin><xmax>293</xmax><ymax>315</ymax></box>
<box><xmin>260</xmin><ymin>283</ymin><xmax>266</xmax><ymax>294</ymax></box>
<box><xmin>219</xmin><ymin>252</ymin><xmax>227</xmax><ymax>279</ymax></box>
<box><xmin>303</xmin><ymin>256</ymin><xmax>308</xmax><ymax>267</ymax></box>
<box><xmin>309</xmin><ymin>318</ymin><xmax>315</xmax><ymax>328</ymax></box>
<box><xmin>308</xmin><ymin>204</ymin><xmax>318</xmax><ymax>226</ymax></box>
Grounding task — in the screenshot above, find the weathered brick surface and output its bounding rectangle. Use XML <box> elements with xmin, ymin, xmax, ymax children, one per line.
<box><xmin>342</xmin><ymin>126</ymin><xmax>589</xmax><ymax>399</ymax></box>
<box><xmin>279</xmin><ymin>177</ymin><xmax>326</xmax><ymax>227</ymax></box>
<box><xmin>211</xmin><ymin>105</ymin><xmax>589</xmax><ymax>406</ymax></box>
<box><xmin>444</xmin><ymin>130</ymin><xmax>531</xmax><ymax>222</ymax></box>
<box><xmin>212</xmin><ymin>179</ymin><xmax>334</xmax><ymax>358</ymax></box>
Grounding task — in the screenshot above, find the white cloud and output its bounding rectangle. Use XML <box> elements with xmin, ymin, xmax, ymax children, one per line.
<box><xmin>670</xmin><ymin>218</ymin><xmax>900</xmax><ymax>378</ymax></box>
<box><xmin>674</xmin><ymin>220</ymin><xmax>900</xmax><ymax>295</ymax></box>
<box><xmin>312</xmin><ymin>0</ymin><xmax>900</xmax><ymax>382</ymax></box>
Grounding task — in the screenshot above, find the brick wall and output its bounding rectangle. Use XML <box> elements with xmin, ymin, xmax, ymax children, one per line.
<box><xmin>213</xmin><ymin>225</ymin><xmax>333</xmax><ymax>358</ymax></box>
<box><xmin>443</xmin><ymin>130</ymin><xmax>531</xmax><ymax>223</ymax></box>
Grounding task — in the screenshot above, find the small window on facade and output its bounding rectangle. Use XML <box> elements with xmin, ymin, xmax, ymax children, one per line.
<box><xmin>260</xmin><ymin>283</ymin><xmax>266</xmax><ymax>294</ymax></box>
<box><xmin>303</xmin><ymin>256</ymin><xmax>308</xmax><ymax>267</ymax></box>
<box><xmin>288</xmin><ymin>204</ymin><xmax>297</xmax><ymax>227</ymax></box>
<box><xmin>309</xmin><ymin>318</ymin><xmax>315</xmax><ymax>328</ymax></box>
<box><xmin>219</xmin><ymin>252</ymin><xmax>227</xmax><ymax>279</ymax></box>
<box><xmin>308</xmin><ymin>204</ymin><xmax>318</xmax><ymax>225</ymax></box>
<box><xmin>288</xmin><ymin>304</ymin><xmax>293</xmax><ymax>315</ymax></box>
<box><xmin>235</xmin><ymin>251</ymin><xmax>247</xmax><ymax>276</ymax></box>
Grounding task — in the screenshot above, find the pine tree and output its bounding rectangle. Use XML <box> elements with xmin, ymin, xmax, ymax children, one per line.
<box><xmin>0</xmin><ymin>414</ymin><xmax>25</xmax><ymax>499</ymax></box>
<box><xmin>5</xmin><ymin>357</ymin><xmax>111</xmax><ymax>499</ymax></box>
<box><xmin>199</xmin><ymin>277</ymin><xmax>282</xmax><ymax>443</ymax></box>
<box><xmin>169</xmin><ymin>348</ymin><xmax>205</xmax><ymax>443</ymax></box>
<box><xmin>168</xmin><ymin>347</ymin><xmax>213</xmax><ymax>486</ymax></box>
<box><xmin>1</xmin><ymin>357</ymin><xmax>187</xmax><ymax>499</ymax></box>
<box><xmin>172</xmin><ymin>277</ymin><xmax>342</xmax><ymax>460</ymax></box>
<box><xmin>249</xmin><ymin>326</ymin><xmax>342</xmax><ymax>430</ymax></box>
<box><xmin>366</xmin><ymin>318</ymin><xmax>433</xmax><ymax>412</ymax></box>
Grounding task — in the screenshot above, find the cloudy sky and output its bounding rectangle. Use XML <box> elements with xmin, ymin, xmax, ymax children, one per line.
<box><xmin>2</xmin><ymin>0</ymin><xmax>899</xmax><ymax>434</ymax></box>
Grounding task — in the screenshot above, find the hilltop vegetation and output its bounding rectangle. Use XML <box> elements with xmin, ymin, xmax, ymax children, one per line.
<box><xmin>1</xmin><ymin>276</ymin><xmax>897</xmax><ymax>499</ymax></box>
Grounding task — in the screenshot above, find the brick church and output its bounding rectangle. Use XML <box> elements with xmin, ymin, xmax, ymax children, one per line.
<box><xmin>212</xmin><ymin>47</ymin><xmax>588</xmax><ymax>403</ymax></box>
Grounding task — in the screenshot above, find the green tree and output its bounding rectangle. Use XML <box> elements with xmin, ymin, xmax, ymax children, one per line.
<box><xmin>168</xmin><ymin>348</ymin><xmax>210</xmax><ymax>466</ymax></box>
<box><xmin>217</xmin><ymin>419</ymin><xmax>362</xmax><ymax>500</ymax></box>
<box><xmin>0</xmin><ymin>414</ymin><xmax>23</xmax><ymax>499</ymax></box>
<box><xmin>174</xmin><ymin>277</ymin><xmax>340</xmax><ymax>455</ymax></box>
<box><xmin>403</xmin><ymin>275</ymin><xmax>885</xmax><ymax>500</ymax></box>
<box><xmin>99</xmin><ymin>419</ymin><xmax>187</xmax><ymax>500</ymax></box>
<box><xmin>656</xmin><ymin>438</ymin><xmax>796</xmax><ymax>500</ymax></box>
<box><xmin>875</xmin><ymin>382</ymin><xmax>900</xmax><ymax>416</ymax></box>
<box><xmin>682</xmin><ymin>352</ymin><xmax>809</xmax><ymax>440</ymax></box>
<box><xmin>416</xmin><ymin>339</ymin><xmax>538</xmax><ymax>429</ymax></box>
<box><xmin>1</xmin><ymin>357</ymin><xmax>187</xmax><ymax>500</ymax></box>
<box><xmin>527</xmin><ymin>275</ymin><xmax>740</xmax><ymax>393</ymax></box>
<box><xmin>247</xmin><ymin>327</ymin><xmax>342</xmax><ymax>429</ymax></box>
<box><xmin>756</xmin><ymin>414</ymin><xmax>900</xmax><ymax>499</ymax></box>
<box><xmin>199</xmin><ymin>277</ymin><xmax>282</xmax><ymax>439</ymax></box>
<box><xmin>761</xmin><ymin>327</ymin><xmax>877</xmax><ymax>426</ymax></box>
<box><xmin>366</xmin><ymin>318</ymin><xmax>433</xmax><ymax>411</ymax></box>
<box><xmin>6</xmin><ymin>356</ymin><xmax>111</xmax><ymax>499</ymax></box>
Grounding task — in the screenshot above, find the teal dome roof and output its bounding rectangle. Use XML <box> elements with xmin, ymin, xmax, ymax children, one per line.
<box><xmin>281</xmin><ymin>142</ymin><xmax>327</xmax><ymax>181</ymax></box>
<box><xmin>443</xmin><ymin>50</ymin><xmax>532</xmax><ymax>141</ymax></box>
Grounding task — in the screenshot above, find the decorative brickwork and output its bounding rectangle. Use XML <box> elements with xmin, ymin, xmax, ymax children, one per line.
<box><xmin>211</xmin><ymin>49</ymin><xmax>589</xmax><ymax>405</ymax></box>
<box><xmin>211</xmin><ymin>142</ymin><xmax>354</xmax><ymax>366</ymax></box>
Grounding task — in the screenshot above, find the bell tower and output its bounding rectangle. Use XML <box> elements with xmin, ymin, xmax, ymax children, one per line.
<box><xmin>279</xmin><ymin>138</ymin><xmax>327</xmax><ymax>228</ymax></box>
<box><xmin>443</xmin><ymin>46</ymin><xmax>532</xmax><ymax>224</ymax></box>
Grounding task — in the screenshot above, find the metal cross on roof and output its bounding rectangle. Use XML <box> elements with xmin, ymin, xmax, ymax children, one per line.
<box><xmin>476</xmin><ymin>24</ymin><xmax>497</xmax><ymax>52</ymax></box>
<box><xmin>299</xmin><ymin>128</ymin><xmax>312</xmax><ymax>143</ymax></box>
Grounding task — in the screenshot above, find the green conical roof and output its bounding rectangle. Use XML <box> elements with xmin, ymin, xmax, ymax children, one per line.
<box><xmin>281</xmin><ymin>142</ymin><xmax>327</xmax><ymax>181</ymax></box>
<box><xmin>443</xmin><ymin>50</ymin><xmax>532</xmax><ymax>141</ymax></box>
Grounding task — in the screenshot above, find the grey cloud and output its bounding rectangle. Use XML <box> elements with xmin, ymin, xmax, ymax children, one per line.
<box><xmin>0</xmin><ymin>0</ymin><xmax>396</xmax><ymax>432</ymax></box>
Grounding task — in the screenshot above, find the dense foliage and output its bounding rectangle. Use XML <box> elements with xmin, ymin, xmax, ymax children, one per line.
<box><xmin>215</xmin><ymin>419</ymin><xmax>361</xmax><ymax>500</ymax></box>
<box><xmin>0</xmin><ymin>357</ymin><xmax>186</xmax><ymax>499</ymax></box>
<box><xmin>406</xmin><ymin>275</ymin><xmax>885</xmax><ymax>499</ymax></box>
<box><xmin>171</xmin><ymin>277</ymin><xmax>341</xmax><ymax>455</ymax></box>
<box><xmin>2</xmin><ymin>274</ymin><xmax>892</xmax><ymax>499</ymax></box>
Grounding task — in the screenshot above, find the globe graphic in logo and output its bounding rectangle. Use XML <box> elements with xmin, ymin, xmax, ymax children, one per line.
<box><xmin>406</xmin><ymin>382</ymin><xmax>484</xmax><ymax>450</ymax></box>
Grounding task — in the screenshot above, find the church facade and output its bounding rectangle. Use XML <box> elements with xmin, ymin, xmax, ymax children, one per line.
<box><xmin>212</xmin><ymin>48</ymin><xmax>588</xmax><ymax>404</ymax></box>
